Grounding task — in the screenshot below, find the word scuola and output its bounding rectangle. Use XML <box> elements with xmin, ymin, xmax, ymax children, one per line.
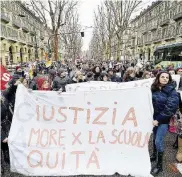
<box><xmin>36</xmin><ymin>103</ymin><xmax>138</xmax><ymax>126</ymax></box>
<box><xmin>27</xmin><ymin>129</ymin><xmax>150</xmax><ymax>169</ymax></box>
<box><xmin>28</xmin><ymin>128</ymin><xmax>150</xmax><ymax>148</ymax></box>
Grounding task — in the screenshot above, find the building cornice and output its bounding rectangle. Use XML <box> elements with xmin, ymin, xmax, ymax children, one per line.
<box><xmin>16</xmin><ymin>1</ymin><xmax>43</xmax><ymax>25</ymax></box>
<box><xmin>131</xmin><ymin>1</ymin><xmax>162</xmax><ymax>23</ymax></box>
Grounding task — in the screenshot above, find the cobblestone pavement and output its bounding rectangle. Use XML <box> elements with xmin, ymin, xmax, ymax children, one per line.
<box><xmin>1</xmin><ymin>133</ymin><xmax>182</xmax><ymax>177</ymax></box>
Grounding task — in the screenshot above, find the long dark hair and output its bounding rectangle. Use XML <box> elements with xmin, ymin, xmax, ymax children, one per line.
<box><xmin>151</xmin><ymin>71</ymin><xmax>172</xmax><ymax>92</ymax></box>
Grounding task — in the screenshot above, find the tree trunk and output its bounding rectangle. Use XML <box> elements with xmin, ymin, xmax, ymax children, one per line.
<box><xmin>116</xmin><ymin>37</ymin><xmax>120</xmax><ymax>61</ymax></box>
<box><xmin>54</xmin><ymin>31</ymin><xmax>59</xmax><ymax>61</ymax></box>
<box><xmin>108</xmin><ymin>38</ymin><xmax>111</xmax><ymax>60</ymax></box>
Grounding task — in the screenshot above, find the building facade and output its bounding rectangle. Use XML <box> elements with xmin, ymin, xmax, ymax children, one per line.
<box><xmin>0</xmin><ymin>1</ymin><xmax>50</xmax><ymax>66</ymax></box>
<box><xmin>124</xmin><ymin>0</ymin><xmax>182</xmax><ymax>62</ymax></box>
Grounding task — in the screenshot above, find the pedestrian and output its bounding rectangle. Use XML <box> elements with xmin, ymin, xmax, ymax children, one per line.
<box><xmin>123</xmin><ymin>67</ymin><xmax>137</xmax><ymax>82</ymax></box>
<box><xmin>85</xmin><ymin>71</ymin><xmax>94</xmax><ymax>82</ymax></box>
<box><xmin>100</xmin><ymin>72</ymin><xmax>110</xmax><ymax>82</ymax></box>
<box><xmin>142</xmin><ymin>71</ymin><xmax>152</xmax><ymax>79</ymax></box>
<box><xmin>37</xmin><ymin>77</ymin><xmax>51</xmax><ymax>91</ymax></box>
<box><xmin>150</xmin><ymin>71</ymin><xmax>179</xmax><ymax>175</ymax></box>
<box><xmin>176</xmin><ymin>68</ymin><xmax>182</xmax><ymax>90</ymax></box>
<box><xmin>1</xmin><ymin>76</ymin><xmax>22</xmax><ymax>171</ymax></box>
<box><xmin>52</xmin><ymin>68</ymin><xmax>70</xmax><ymax>92</ymax></box>
<box><xmin>93</xmin><ymin>66</ymin><xmax>102</xmax><ymax>81</ymax></box>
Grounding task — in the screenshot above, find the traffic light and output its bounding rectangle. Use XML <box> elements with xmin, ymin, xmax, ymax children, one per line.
<box><xmin>81</xmin><ymin>32</ymin><xmax>84</xmax><ymax>37</ymax></box>
<box><xmin>48</xmin><ymin>49</ymin><xmax>52</xmax><ymax>58</ymax></box>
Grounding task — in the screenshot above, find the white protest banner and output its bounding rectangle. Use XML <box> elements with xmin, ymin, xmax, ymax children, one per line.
<box><xmin>9</xmin><ymin>85</ymin><xmax>153</xmax><ymax>177</ymax></box>
<box><xmin>66</xmin><ymin>75</ymin><xmax>181</xmax><ymax>92</ymax></box>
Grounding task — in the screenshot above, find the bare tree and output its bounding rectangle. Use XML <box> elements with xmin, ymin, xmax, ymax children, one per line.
<box><xmin>26</xmin><ymin>0</ymin><xmax>79</xmax><ymax>61</ymax></box>
<box><xmin>60</xmin><ymin>9</ymin><xmax>82</xmax><ymax>60</ymax></box>
<box><xmin>107</xmin><ymin>0</ymin><xmax>141</xmax><ymax>60</ymax></box>
<box><xmin>89</xmin><ymin>0</ymin><xmax>141</xmax><ymax>61</ymax></box>
<box><xmin>90</xmin><ymin>2</ymin><xmax>116</xmax><ymax>61</ymax></box>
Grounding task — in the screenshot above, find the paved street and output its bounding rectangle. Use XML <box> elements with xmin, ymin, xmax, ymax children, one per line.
<box><xmin>2</xmin><ymin>133</ymin><xmax>181</xmax><ymax>177</ymax></box>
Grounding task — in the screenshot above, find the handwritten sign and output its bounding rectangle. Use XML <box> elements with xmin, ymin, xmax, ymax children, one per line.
<box><xmin>9</xmin><ymin>85</ymin><xmax>153</xmax><ymax>177</ymax></box>
<box><xmin>66</xmin><ymin>75</ymin><xmax>181</xmax><ymax>92</ymax></box>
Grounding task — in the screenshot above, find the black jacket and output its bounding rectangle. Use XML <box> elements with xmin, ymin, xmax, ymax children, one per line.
<box><xmin>152</xmin><ymin>82</ymin><xmax>179</xmax><ymax>124</ymax></box>
<box><xmin>1</xmin><ymin>92</ymin><xmax>13</xmax><ymax>142</ymax></box>
<box><xmin>52</xmin><ymin>76</ymin><xmax>70</xmax><ymax>91</ymax></box>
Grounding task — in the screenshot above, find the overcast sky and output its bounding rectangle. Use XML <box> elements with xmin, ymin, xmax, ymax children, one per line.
<box><xmin>79</xmin><ymin>0</ymin><xmax>154</xmax><ymax>51</ymax></box>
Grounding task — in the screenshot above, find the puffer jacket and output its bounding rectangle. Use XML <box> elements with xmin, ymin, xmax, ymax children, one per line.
<box><xmin>52</xmin><ymin>76</ymin><xmax>70</xmax><ymax>92</ymax></box>
<box><xmin>152</xmin><ymin>81</ymin><xmax>179</xmax><ymax>124</ymax></box>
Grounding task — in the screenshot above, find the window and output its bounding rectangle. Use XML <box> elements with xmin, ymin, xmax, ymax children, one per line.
<box><xmin>12</xmin><ymin>29</ymin><xmax>18</xmax><ymax>39</ymax></box>
<box><xmin>4</xmin><ymin>44</ymin><xmax>6</xmax><ymax>51</ymax></box>
<box><xmin>162</xmin><ymin>27</ymin><xmax>167</xmax><ymax>38</ymax></box>
<box><xmin>16</xmin><ymin>46</ymin><xmax>18</xmax><ymax>52</ymax></box>
<box><xmin>1</xmin><ymin>24</ymin><xmax>7</xmax><ymax>37</ymax></box>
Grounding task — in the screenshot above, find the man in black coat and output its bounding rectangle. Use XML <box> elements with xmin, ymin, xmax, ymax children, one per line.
<box><xmin>1</xmin><ymin>74</ymin><xmax>20</xmax><ymax>168</ymax></box>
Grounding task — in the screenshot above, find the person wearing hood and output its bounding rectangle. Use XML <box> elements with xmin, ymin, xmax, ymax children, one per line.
<box><xmin>52</xmin><ymin>68</ymin><xmax>70</xmax><ymax>92</ymax></box>
<box><xmin>85</xmin><ymin>71</ymin><xmax>94</xmax><ymax>82</ymax></box>
<box><xmin>150</xmin><ymin>71</ymin><xmax>179</xmax><ymax>176</ymax></box>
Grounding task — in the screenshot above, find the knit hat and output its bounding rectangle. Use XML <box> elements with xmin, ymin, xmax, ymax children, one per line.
<box><xmin>16</xmin><ymin>66</ymin><xmax>21</xmax><ymax>71</ymax></box>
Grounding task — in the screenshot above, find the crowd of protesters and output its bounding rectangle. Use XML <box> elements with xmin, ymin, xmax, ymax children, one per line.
<box><xmin>1</xmin><ymin>59</ymin><xmax>182</xmax><ymax>176</ymax></box>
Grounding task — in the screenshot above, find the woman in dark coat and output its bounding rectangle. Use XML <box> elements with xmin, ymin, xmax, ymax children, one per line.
<box><xmin>1</xmin><ymin>91</ymin><xmax>11</xmax><ymax>166</ymax></box>
<box><xmin>1</xmin><ymin>75</ymin><xmax>20</xmax><ymax>170</ymax></box>
<box><xmin>150</xmin><ymin>71</ymin><xmax>179</xmax><ymax>175</ymax></box>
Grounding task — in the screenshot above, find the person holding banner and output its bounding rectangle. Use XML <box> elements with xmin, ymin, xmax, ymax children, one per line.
<box><xmin>150</xmin><ymin>71</ymin><xmax>179</xmax><ymax>175</ymax></box>
<box><xmin>1</xmin><ymin>91</ymin><xmax>11</xmax><ymax>174</ymax></box>
<box><xmin>1</xmin><ymin>75</ymin><xmax>22</xmax><ymax>172</ymax></box>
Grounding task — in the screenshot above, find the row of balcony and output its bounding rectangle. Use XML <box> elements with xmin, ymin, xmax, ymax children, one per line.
<box><xmin>1</xmin><ymin>14</ymin><xmax>45</xmax><ymax>40</ymax></box>
<box><xmin>133</xmin><ymin>23</ymin><xmax>182</xmax><ymax>47</ymax></box>
<box><xmin>141</xmin><ymin>13</ymin><xmax>182</xmax><ymax>35</ymax></box>
<box><xmin>0</xmin><ymin>24</ymin><xmax>44</xmax><ymax>47</ymax></box>
<box><xmin>136</xmin><ymin>3</ymin><xmax>182</xmax><ymax>29</ymax></box>
<box><xmin>136</xmin><ymin>29</ymin><xmax>182</xmax><ymax>47</ymax></box>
